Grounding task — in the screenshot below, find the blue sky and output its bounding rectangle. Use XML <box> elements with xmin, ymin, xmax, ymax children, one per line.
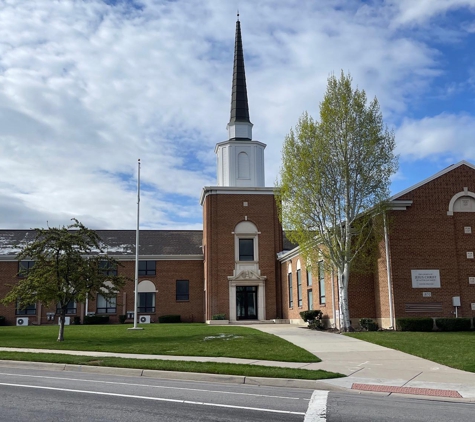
<box><xmin>0</xmin><ymin>0</ymin><xmax>475</xmax><ymax>230</ymax></box>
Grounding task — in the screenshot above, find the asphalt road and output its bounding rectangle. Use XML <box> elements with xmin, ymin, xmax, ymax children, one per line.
<box><xmin>0</xmin><ymin>366</ymin><xmax>311</xmax><ymax>421</ymax></box>
<box><xmin>1</xmin><ymin>365</ymin><xmax>475</xmax><ymax>421</ymax></box>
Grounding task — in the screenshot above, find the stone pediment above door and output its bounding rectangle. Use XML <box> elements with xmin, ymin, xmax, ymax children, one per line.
<box><xmin>228</xmin><ymin>270</ymin><xmax>266</xmax><ymax>282</ymax></box>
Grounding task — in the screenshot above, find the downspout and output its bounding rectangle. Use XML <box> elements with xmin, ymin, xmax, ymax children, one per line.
<box><xmin>383</xmin><ymin>212</ymin><xmax>395</xmax><ymax>329</ymax></box>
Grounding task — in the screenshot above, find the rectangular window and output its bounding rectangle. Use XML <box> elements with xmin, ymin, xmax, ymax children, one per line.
<box><xmin>99</xmin><ymin>261</ymin><xmax>118</xmax><ymax>276</ymax></box>
<box><xmin>307</xmin><ymin>268</ymin><xmax>312</xmax><ymax>286</ymax></box>
<box><xmin>288</xmin><ymin>273</ymin><xmax>293</xmax><ymax>308</ymax></box>
<box><xmin>96</xmin><ymin>294</ymin><xmax>117</xmax><ymax>314</ymax></box>
<box><xmin>138</xmin><ymin>260</ymin><xmax>156</xmax><ymax>276</ymax></box>
<box><xmin>18</xmin><ymin>260</ymin><xmax>35</xmax><ymax>277</ymax></box>
<box><xmin>16</xmin><ymin>300</ymin><xmax>36</xmax><ymax>315</ymax></box>
<box><xmin>176</xmin><ymin>280</ymin><xmax>190</xmax><ymax>301</ymax></box>
<box><xmin>239</xmin><ymin>238</ymin><xmax>254</xmax><ymax>261</ymax></box>
<box><xmin>138</xmin><ymin>292</ymin><xmax>155</xmax><ymax>313</ymax></box>
<box><xmin>307</xmin><ymin>289</ymin><xmax>313</xmax><ymax>310</ymax></box>
<box><xmin>318</xmin><ymin>261</ymin><xmax>326</xmax><ymax>305</ymax></box>
<box><xmin>297</xmin><ymin>269</ymin><xmax>302</xmax><ymax>307</ymax></box>
<box><xmin>56</xmin><ymin>300</ymin><xmax>77</xmax><ymax>314</ymax></box>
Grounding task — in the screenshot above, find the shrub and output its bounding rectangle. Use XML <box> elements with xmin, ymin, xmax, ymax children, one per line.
<box><xmin>300</xmin><ymin>310</ymin><xmax>323</xmax><ymax>330</ymax></box>
<box><xmin>396</xmin><ymin>317</ymin><xmax>433</xmax><ymax>332</ymax></box>
<box><xmin>211</xmin><ymin>313</ymin><xmax>227</xmax><ymax>320</ymax></box>
<box><xmin>83</xmin><ymin>315</ymin><xmax>110</xmax><ymax>325</ymax></box>
<box><xmin>72</xmin><ymin>316</ymin><xmax>81</xmax><ymax>325</ymax></box>
<box><xmin>0</xmin><ymin>316</ymin><xmax>5</xmax><ymax>326</ymax></box>
<box><xmin>159</xmin><ymin>314</ymin><xmax>181</xmax><ymax>323</ymax></box>
<box><xmin>118</xmin><ymin>314</ymin><xmax>127</xmax><ymax>324</ymax></box>
<box><xmin>360</xmin><ymin>318</ymin><xmax>379</xmax><ymax>331</ymax></box>
<box><xmin>435</xmin><ymin>318</ymin><xmax>471</xmax><ymax>332</ymax></box>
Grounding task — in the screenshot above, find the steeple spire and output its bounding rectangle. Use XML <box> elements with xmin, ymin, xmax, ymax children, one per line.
<box><xmin>227</xmin><ymin>15</ymin><xmax>253</xmax><ymax>141</ymax></box>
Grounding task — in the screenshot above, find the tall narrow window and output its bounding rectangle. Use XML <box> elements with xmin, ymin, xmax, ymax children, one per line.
<box><xmin>239</xmin><ymin>238</ymin><xmax>254</xmax><ymax>261</ymax></box>
<box><xmin>318</xmin><ymin>261</ymin><xmax>326</xmax><ymax>305</ymax></box>
<box><xmin>297</xmin><ymin>269</ymin><xmax>302</xmax><ymax>307</ymax></box>
<box><xmin>306</xmin><ymin>268</ymin><xmax>312</xmax><ymax>286</ymax></box>
<box><xmin>307</xmin><ymin>290</ymin><xmax>313</xmax><ymax>310</ymax></box>
<box><xmin>138</xmin><ymin>293</ymin><xmax>155</xmax><ymax>312</ymax></box>
<box><xmin>288</xmin><ymin>273</ymin><xmax>293</xmax><ymax>308</ymax></box>
<box><xmin>176</xmin><ymin>280</ymin><xmax>190</xmax><ymax>301</ymax></box>
<box><xmin>238</xmin><ymin>152</ymin><xmax>250</xmax><ymax>179</ymax></box>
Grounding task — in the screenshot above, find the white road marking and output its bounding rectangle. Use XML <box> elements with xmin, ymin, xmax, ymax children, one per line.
<box><xmin>0</xmin><ymin>371</ymin><xmax>302</xmax><ymax>400</ymax></box>
<box><xmin>304</xmin><ymin>390</ymin><xmax>329</xmax><ymax>421</ymax></box>
<box><xmin>0</xmin><ymin>382</ymin><xmax>306</xmax><ymax>415</ymax></box>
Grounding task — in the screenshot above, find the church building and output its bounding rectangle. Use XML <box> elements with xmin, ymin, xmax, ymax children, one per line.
<box><xmin>1</xmin><ymin>18</ymin><xmax>475</xmax><ymax>329</ymax></box>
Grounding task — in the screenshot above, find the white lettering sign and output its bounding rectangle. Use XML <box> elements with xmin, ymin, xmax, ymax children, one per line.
<box><xmin>411</xmin><ymin>270</ymin><xmax>441</xmax><ymax>288</ymax></box>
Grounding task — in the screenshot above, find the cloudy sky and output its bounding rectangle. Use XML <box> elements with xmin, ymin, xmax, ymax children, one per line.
<box><xmin>1</xmin><ymin>0</ymin><xmax>475</xmax><ymax>230</ymax></box>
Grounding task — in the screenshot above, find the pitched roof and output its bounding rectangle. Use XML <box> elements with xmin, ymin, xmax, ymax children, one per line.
<box><xmin>0</xmin><ymin>230</ymin><xmax>203</xmax><ymax>258</ymax></box>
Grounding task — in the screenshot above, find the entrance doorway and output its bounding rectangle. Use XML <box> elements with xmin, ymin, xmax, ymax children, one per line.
<box><xmin>236</xmin><ymin>286</ymin><xmax>258</xmax><ymax>320</ymax></box>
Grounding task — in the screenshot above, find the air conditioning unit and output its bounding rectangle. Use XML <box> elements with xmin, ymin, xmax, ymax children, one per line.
<box><xmin>139</xmin><ymin>315</ymin><xmax>151</xmax><ymax>324</ymax></box>
<box><xmin>58</xmin><ymin>317</ymin><xmax>70</xmax><ymax>325</ymax></box>
<box><xmin>16</xmin><ymin>317</ymin><xmax>29</xmax><ymax>326</ymax></box>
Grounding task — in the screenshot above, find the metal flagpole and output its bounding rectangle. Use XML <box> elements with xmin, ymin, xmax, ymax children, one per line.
<box><xmin>129</xmin><ymin>159</ymin><xmax>143</xmax><ymax>331</ymax></box>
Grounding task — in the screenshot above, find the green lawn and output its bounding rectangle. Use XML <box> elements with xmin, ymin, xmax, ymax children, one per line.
<box><xmin>0</xmin><ymin>323</ymin><xmax>318</xmax><ymax>363</ymax></box>
<box><xmin>347</xmin><ymin>331</ymin><xmax>475</xmax><ymax>372</ymax></box>
<box><xmin>0</xmin><ymin>351</ymin><xmax>343</xmax><ymax>381</ymax></box>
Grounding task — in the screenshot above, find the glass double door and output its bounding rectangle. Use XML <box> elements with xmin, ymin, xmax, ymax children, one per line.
<box><xmin>236</xmin><ymin>286</ymin><xmax>257</xmax><ymax>320</ymax></box>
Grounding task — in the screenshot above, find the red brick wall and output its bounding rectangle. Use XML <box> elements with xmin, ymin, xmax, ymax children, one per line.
<box><xmin>203</xmin><ymin>192</ymin><xmax>283</xmax><ymax>320</ymax></box>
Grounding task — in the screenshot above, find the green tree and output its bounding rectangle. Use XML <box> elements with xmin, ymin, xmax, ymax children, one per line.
<box><xmin>1</xmin><ymin>219</ymin><xmax>127</xmax><ymax>341</ymax></box>
<box><xmin>278</xmin><ymin>71</ymin><xmax>398</xmax><ymax>332</ymax></box>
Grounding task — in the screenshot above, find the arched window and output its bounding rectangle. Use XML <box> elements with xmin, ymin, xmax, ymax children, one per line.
<box><xmin>234</xmin><ymin>221</ymin><xmax>259</xmax><ymax>262</ymax></box>
<box><xmin>138</xmin><ymin>280</ymin><xmax>156</xmax><ymax>313</ymax></box>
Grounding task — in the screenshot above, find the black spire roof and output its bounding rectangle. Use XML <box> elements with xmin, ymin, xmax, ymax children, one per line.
<box><xmin>229</xmin><ymin>17</ymin><xmax>251</xmax><ymax>125</ymax></box>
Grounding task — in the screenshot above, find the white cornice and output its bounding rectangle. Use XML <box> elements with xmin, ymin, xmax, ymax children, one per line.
<box><xmin>0</xmin><ymin>254</ymin><xmax>204</xmax><ymax>262</ymax></box>
<box><xmin>200</xmin><ymin>186</ymin><xmax>277</xmax><ymax>205</ymax></box>
<box><xmin>277</xmin><ymin>246</ymin><xmax>301</xmax><ymax>262</ymax></box>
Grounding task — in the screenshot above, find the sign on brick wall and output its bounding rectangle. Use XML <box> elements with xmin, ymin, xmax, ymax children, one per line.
<box><xmin>411</xmin><ymin>270</ymin><xmax>441</xmax><ymax>288</ymax></box>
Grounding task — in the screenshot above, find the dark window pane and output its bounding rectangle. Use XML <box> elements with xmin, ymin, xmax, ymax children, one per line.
<box><xmin>139</xmin><ymin>261</ymin><xmax>156</xmax><ymax>276</ymax></box>
<box><xmin>288</xmin><ymin>273</ymin><xmax>293</xmax><ymax>308</ymax></box>
<box><xmin>138</xmin><ymin>292</ymin><xmax>155</xmax><ymax>312</ymax></box>
<box><xmin>99</xmin><ymin>261</ymin><xmax>118</xmax><ymax>276</ymax></box>
<box><xmin>239</xmin><ymin>239</ymin><xmax>254</xmax><ymax>261</ymax></box>
<box><xmin>18</xmin><ymin>261</ymin><xmax>35</xmax><ymax>277</ymax></box>
<box><xmin>176</xmin><ymin>280</ymin><xmax>189</xmax><ymax>301</ymax></box>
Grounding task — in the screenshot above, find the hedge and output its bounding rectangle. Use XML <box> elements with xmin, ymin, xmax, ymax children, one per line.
<box><xmin>158</xmin><ymin>314</ymin><xmax>181</xmax><ymax>323</ymax></box>
<box><xmin>83</xmin><ymin>315</ymin><xmax>110</xmax><ymax>325</ymax></box>
<box><xmin>396</xmin><ymin>317</ymin><xmax>433</xmax><ymax>332</ymax></box>
<box><xmin>435</xmin><ymin>318</ymin><xmax>471</xmax><ymax>332</ymax></box>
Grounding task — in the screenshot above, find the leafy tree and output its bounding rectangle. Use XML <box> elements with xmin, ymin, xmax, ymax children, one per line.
<box><xmin>2</xmin><ymin>219</ymin><xmax>127</xmax><ymax>341</ymax></box>
<box><xmin>278</xmin><ymin>71</ymin><xmax>398</xmax><ymax>332</ymax></box>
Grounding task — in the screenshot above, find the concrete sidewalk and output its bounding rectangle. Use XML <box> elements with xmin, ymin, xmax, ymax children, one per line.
<box><xmin>2</xmin><ymin>324</ymin><xmax>475</xmax><ymax>400</ymax></box>
<box><xmin>252</xmin><ymin>324</ymin><xmax>475</xmax><ymax>400</ymax></box>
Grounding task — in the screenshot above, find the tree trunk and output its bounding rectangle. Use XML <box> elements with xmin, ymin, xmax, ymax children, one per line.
<box><xmin>339</xmin><ymin>264</ymin><xmax>352</xmax><ymax>332</ymax></box>
<box><xmin>57</xmin><ymin>310</ymin><xmax>65</xmax><ymax>342</ymax></box>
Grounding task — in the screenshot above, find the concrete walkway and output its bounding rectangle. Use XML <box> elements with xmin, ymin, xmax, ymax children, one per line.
<box><xmin>252</xmin><ymin>325</ymin><xmax>475</xmax><ymax>400</ymax></box>
<box><xmin>2</xmin><ymin>324</ymin><xmax>475</xmax><ymax>400</ymax></box>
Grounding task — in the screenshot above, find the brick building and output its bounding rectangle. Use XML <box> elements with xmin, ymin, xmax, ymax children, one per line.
<box><xmin>1</xmin><ymin>18</ymin><xmax>475</xmax><ymax>328</ymax></box>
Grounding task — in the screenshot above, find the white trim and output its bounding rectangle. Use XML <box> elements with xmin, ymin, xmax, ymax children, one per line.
<box><xmin>447</xmin><ymin>187</ymin><xmax>475</xmax><ymax>215</ymax></box>
<box><xmin>200</xmin><ymin>186</ymin><xmax>276</xmax><ymax>205</ymax></box>
<box><xmin>391</xmin><ymin>160</ymin><xmax>475</xmax><ymax>200</ymax></box>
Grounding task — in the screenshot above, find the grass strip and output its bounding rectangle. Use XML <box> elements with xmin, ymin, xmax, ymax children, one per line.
<box><xmin>0</xmin><ymin>324</ymin><xmax>319</xmax><ymax>363</ymax></box>
<box><xmin>347</xmin><ymin>331</ymin><xmax>475</xmax><ymax>372</ymax></box>
<box><xmin>0</xmin><ymin>351</ymin><xmax>343</xmax><ymax>380</ymax></box>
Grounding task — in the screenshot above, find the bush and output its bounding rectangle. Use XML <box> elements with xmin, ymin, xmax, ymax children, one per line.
<box><xmin>158</xmin><ymin>314</ymin><xmax>181</xmax><ymax>323</ymax></box>
<box><xmin>0</xmin><ymin>316</ymin><xmax>5</xmax><ymax>326</ymax></box>
<box><xmin>118</xmin><ymin>314</ymin><xmax>127</xmax><ymax>324</ymax></box>
<box><xmin>396</xmin><ymin>317</ymin><xmax>433</xmax><ymax>332</ymax></box>
<box><xmin>436</xmin><ymin>318</ymin><xmax>471</xmax><ymax>332</ymax></box>
<box><xmin>300</xmin><ymin>310</ymin><xmax>323</xmax><ymax>330</ymax></box>
<box><xmin>359</xmin><ymin>318</ymin><xmax>379</xmax><ymax>331</ymax></box>
<box><xmin>211</xmin><ymin>314</ymin><xmax>227</xmax><ymax>320</ymax></box>
<box><xmin>83</xmin><ymin>315</ymin><xmax>110</xmax><ymax>325</ymax></box>
<box><xmin>72</xmin><ymin>316</ymin><xmax>81</xmax><ymax>325</ymax></box>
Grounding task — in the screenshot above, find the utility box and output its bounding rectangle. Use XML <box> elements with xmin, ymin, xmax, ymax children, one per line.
<box><xmin>452</xmin><ymin>296</ymin><xmax>461</xmax><ymax>307</ymax></box>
